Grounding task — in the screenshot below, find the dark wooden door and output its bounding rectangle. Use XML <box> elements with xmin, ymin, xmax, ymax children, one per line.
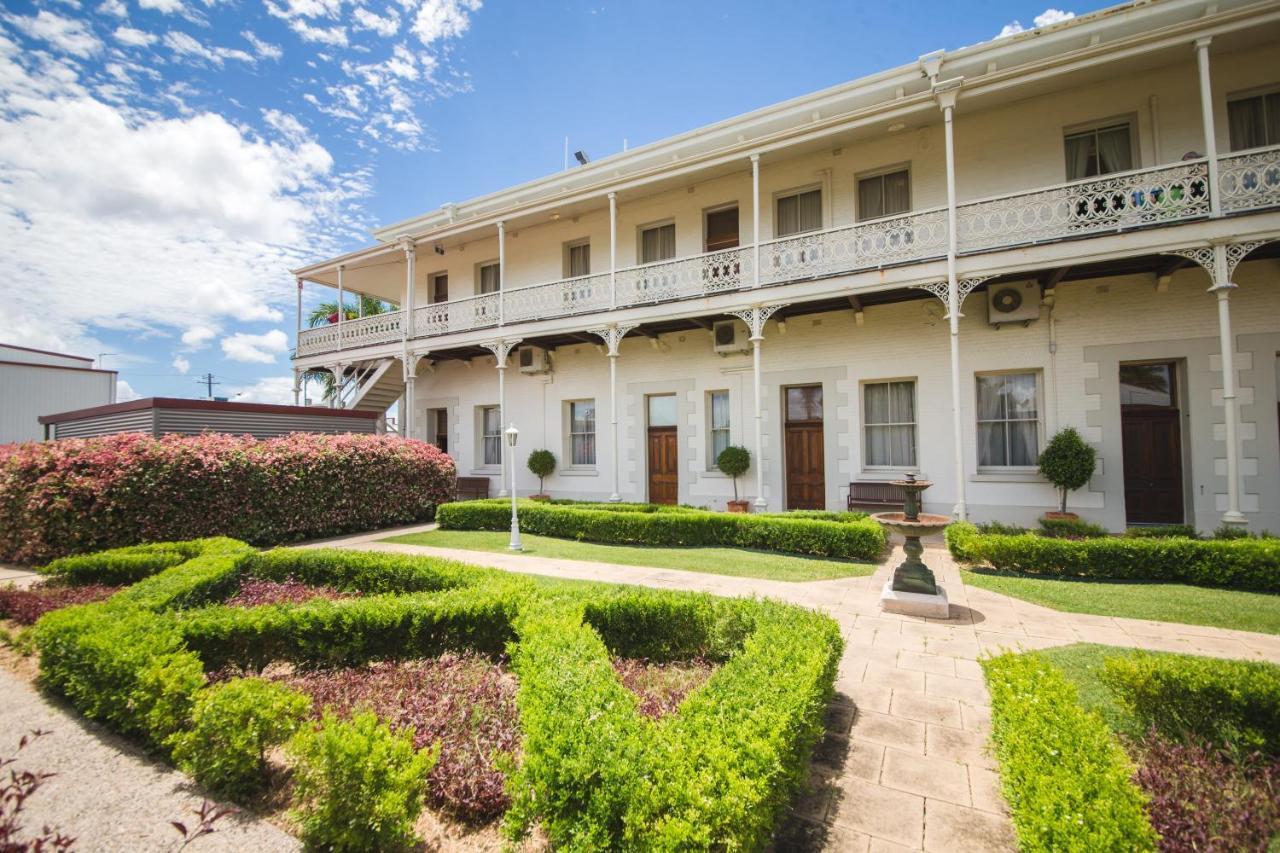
<box><xmin>647</xmin><ymin>428</ymin><xmax>678</xmax><ymax>505</ymax></box>
<box><xmin>1120</xmin><ymin>362</ymin><xmax>1183</xmax><ymax>524</ymax></box>
<box><xmin>784</xmin><ymin>385</ymin><xmax>825</xmax><ymax>509</ymax></box>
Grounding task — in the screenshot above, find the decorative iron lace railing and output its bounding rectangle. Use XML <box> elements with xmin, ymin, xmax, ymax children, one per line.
<box><xmin>614</xmin><ymin>246</ymin><xmax>752</xmax><ymax>306</ymax></box>
<box><xmin>504</xmin><ymin>271</ymin><xmax>613</xmax><ymax>323</ymax></box>
<box><xmin>1218</xmin><ymin>145</ymin><xmax>1280</xmax><ymax>213</ymax></box>
<box><xmin>758</xmin><ymin>208</ymin><xmax>948</xmax><ymax>285</ymax></box>
<box><xmin>955</xmin><ymin>160</ymin><xmax>1211</xmax><ymax>253</ymax></box>
<box><xmin>413</xmin><ymin>292</ymin><xmax>501</xmax><ymax>337</ymax></box>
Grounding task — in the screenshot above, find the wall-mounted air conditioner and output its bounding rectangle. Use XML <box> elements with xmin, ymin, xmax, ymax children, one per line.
<box><xmin>986</xmin><ymin>281</ymin><xmax>1041</xmax><ymax>326</ymax></box>
<box><xmin>712</xmin><ymin>320</ymin><xmax>746</xmax><ymax>355</ymax></box>
<box><xmin>518</xmin><ymin>346</ymin><xmax>551</xmax><ymax>374</ymax></box>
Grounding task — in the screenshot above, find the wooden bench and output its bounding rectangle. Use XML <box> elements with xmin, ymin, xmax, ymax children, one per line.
<box><xmin>847</xmin><ymin>481</ymin><xmax>907</xmax><ymax>511</ymax></box>
<box><xmin>455</xmin><ymin>476</ymin><xmax>490</xmax><ymax>501</ymax></box>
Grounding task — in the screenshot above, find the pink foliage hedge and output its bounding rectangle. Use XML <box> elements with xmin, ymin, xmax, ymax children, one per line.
<box><xmin>0</xmin><ymin>432</ymin><xmax>456</xmax><ymax>564</ymax></box>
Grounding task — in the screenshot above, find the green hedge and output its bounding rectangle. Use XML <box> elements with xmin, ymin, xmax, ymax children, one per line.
<box><xmin>439</xmin><ymin>499</ymin><xmax>885</xmax><ymax>560</ymax></box>
<box><xmin>1101</xmin><ymin>652</ymin><xmax>1280</xmax><ymax>755</ymax></box>
<box><xmin>947</xmin><ymin>521</ymin><xmax>1280</xmax><ymax>591</ymax></box>
<box><xmin>32</xmin><ymin>538</ymin><xmax>844</xmax><ymax>851</ymax></box>
<box><xmin>982</xmin><ymin>652</ymin><xmax>1157</xmax><ymax>852</ymax></box>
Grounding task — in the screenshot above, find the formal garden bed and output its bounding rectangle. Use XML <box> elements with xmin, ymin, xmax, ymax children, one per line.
<box><xmin>983</xmin><ymin>643</ymin><xmax>1280</xmax><ymax>852</ymax></box>
<box><xmin>16</xmin><ymin>538</ymin><xmax>840</xmax><ymax>851</ymax></box>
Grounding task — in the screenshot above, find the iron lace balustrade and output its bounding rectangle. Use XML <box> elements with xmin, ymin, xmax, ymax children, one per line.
<box><xmin>503</xmin><ymin>271</ymin><xmax>613</xmax><ymax>322</ymax></box>
<box><xmin>413</xmin><ymin>292</ymin><xmax>501</xmax><ymax>337</ymax></box>
<box><xmin>758</xmin><ymin>208</ymin><xmax>949</xmax><ymax>285</ymax></box>
<box><xmin>614</xmin><ymin>245</ymin><xmax>753</xmax><ymax>307</ymax></box>
<box><xmin>1218</xmin><ymin>144</ymin><xmax>1280</xmax><ymax>213</ymax></box>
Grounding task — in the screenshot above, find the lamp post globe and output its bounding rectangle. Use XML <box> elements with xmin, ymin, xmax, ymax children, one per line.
<box><xmin>505</xmin><ymin>424</ymin><xmax>521</xmax><ymax>551</ymax></box>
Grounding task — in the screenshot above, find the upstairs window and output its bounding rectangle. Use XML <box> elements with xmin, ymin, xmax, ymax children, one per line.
<box><xmin>1228</xmin><ymin>90</ymin><xmax>1280</xmax><ymax>151</ymax></box>
<box><xmin>479</xmin><ymin>262</ymin><xmax>501</xmax><ymax>294</ymax></box>
<box><xmin>1064</xmin><ymin>122</ymin><xmax>1133</xmax><ymax>180</ymax></box>
<box><xmin>640</xmin><ymin>222</ymin><xmax>676</xmax><ymax>264</ymax></box>
<box><xmin>704</xmin><ymin>206</ymin><xmax>740</xmax><ymax>252</ymax></box>
<box><xmin>566</xmin><ymin>240</ymin><xmax>591</xmax><ymax>277</ymax></box>
<box><xmin>857</xmin><ymin>168</ymin><xmax>911</xmax><ymax>220</ymax></box>
<box><xmin>429</xmin><ymin>272</ymin><xmax>448</xmax><ymax>304</ymax></box>
<box><xmin>775</xmin><ymin>188</ymin><xmax>822</xmax><ymax>237</ymax></box>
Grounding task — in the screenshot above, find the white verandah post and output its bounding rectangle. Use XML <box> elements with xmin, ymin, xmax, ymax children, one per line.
<box><xmin>938</xmin><ymin>83</ymin><xmax>968</xmax><ymax>521</ymax></box>
<box><xmin>399</xmin><ymin>236</ymin><xmax>415</xmax><ymax>438</ymax></box>
<box><xmin>608</xmin><ymin>192</ymin><xmax>618</xmax><ymax>309</ymax></box>
<box><xmin>293</xmin><ymin>277</ymin><xmax>302</xmax><ymax>405</ymax></box>
<box><xmin>1194</xmin><ymin>38</ymin><xmax>1222</xmax><ymax>218</ymax></box>
<box><xmin>751</xmin><ymin>154</ymin><xmax>761</xmax><ymax>288</ymax></box>
<box><xmin>1211</xmin><ymin>244</ymin><xmax>1246</xmax><ymax>524</ymax></box>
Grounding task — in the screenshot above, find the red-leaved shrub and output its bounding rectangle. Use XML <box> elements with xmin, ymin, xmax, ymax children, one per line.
<box><xmin>225</xmin><ymin>578</ymin><xmax>357</xmax><ymax>608</ymax></box>
<box><xmin>612</xmin><ymin>657</ymin><xmax>717</xmax><ymax>719</ymax></box>
<box><xmin>0</xmin><ymin>433</ymin><xmax>456</xmax><ymax>563</ymax></box>
<box><xmin>0</xmin><ymin>581</ymin><xmax>122</xmax><ymax>625</ymax></box>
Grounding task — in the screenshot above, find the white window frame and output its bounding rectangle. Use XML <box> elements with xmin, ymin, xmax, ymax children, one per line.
<box><xmin>974</xmin><ymin>369</ymin><xmax>1044</xmax><ymax>472</ymax></box>
<box><xmin>1225</xmin><ymin>84</ymin><xmax>1280</xmax><ymax>152</ymax></box>
<box><xmin>564</xmin><ymin>238</ymin><xmax>591</xmax><ymax>278</ymax></box>
<box><xmin>854</xmin><ymin>164</ymin><xmax>912</xmax><ymax>222</ymax></box>
<box><xmin>478</xmin><ymin>405</ymin><xmax>502</xmax><ymax>467</ymax></box>
<box><xmin>860</xmin><ymin>378</ymin><xmax>918</xmax><ymax>471</ymax></box>
<box><xmin>1062</xmin><ymin>115</ymin><xmax>1139</xmax><ymax>181</ymax></box>
<box><xmin>564</xmin><ymin>398</ymin><xmax>597</xmax><ymax>468</ymax></box>
<box><xmin>702</xmin><ymin>202</ymin><xmax>740</xmax><ymax>253</ymax></box>
<box><xmin>636</xmin><ymin>219</ymin><xmax>676</xmax><ymax>265</ymax></box>
<box><xmin>477</xmin><ymin>260</ymin><xmax>501</xmax><ymax>294</ymax></box>
<box><xmin>706</xmin><ymin>389</ymin><xmax>731</xmax><ymax>470</ymax></box>
<box><xmin>773</xmin><ymin>184</ymin><xmax>823</xmax><ymax>238</ymax></box>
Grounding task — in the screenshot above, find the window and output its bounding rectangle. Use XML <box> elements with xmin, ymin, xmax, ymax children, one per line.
<box><xmin>639</xmin><ymin>223</ymin><xmax>676</xmax><ymax>264</ymax></box>
<box><xmin>1064</xmin><ymin>122</ymin><xmax>1133</xmax><ymax>180</ymax></box>
<box><xmin>566</xmin><ymin>240</ymin><xmax>590</xmax><ymax>277</ymax></box>
<box><xmin>481</xmin><ymin>405</ymin><xmax>501</xmax><ymax>465</ymax></box>
<box><xmin>785</xmin><ymin>385</ymin><xmax>823</xmax><ymax>422</ymax></box>
<box><xmin>427</xmin><ymin>408</ymin><xmax>448</xmax><ymax>453</ymax></box>
<box><xmin>704</xmin><ymin>206</ymin><xmax>739</xmax><ymax>252</ymax></box>
<box><xmin>708</xmin><ymin>390</ymin><xmax>730</xmax><ymax>467</ymax></box>
<box><xmin>429</xmin><ymin>273</ymin><xmax>448</xmax><ymax>304</ymax></box>
<box><xmin>976</xmin><ymin>372</ymin><xmax>1041</xmax><ymax>468</ymax></box>
<box><xmin>863</xmin><ymin>380</ymin><xmax>917</xmax><ymax>468</ymax></box>
<box><xmin>1228</xmin><ymin>90</ymin><xmax>1280</xmax><ymax>151</ymax></box>
<box><xmin>568</xmin><ymin>400</ymin><xmax>596</xmax><ymax>466</ymax></box>
<box><xmin>857</xmin><ymin>169</ymin><xmax>911</xmax><ymax>220</ymax></box>
<box><xmin>479</xmin><ymin>262</ymin><xmax>501</xmax><ymax>294</ymax></box>
<box><xmin>775</xmin><ymin>188</ymin><xmax>822</xmax><ymax>237</ymax></box>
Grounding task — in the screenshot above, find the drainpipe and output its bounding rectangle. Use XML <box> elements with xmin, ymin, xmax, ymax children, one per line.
<box><xmin>936</xmin><ymin>79</ymin><xmax>967</xmax><ymax>520</ymax></box>
<box><xmin>1194</xmin><ymin>38</ymin><xmax>1221</xmax><ymax>218</ymax></box>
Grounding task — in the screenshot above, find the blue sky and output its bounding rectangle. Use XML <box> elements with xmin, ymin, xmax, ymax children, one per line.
<box><xmin>0</xmin><ymin>0</ymin><xmax>1109</xmax><ymax>403</ymax></box>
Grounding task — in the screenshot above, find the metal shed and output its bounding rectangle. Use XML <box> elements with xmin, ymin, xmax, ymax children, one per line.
<box><xmin>39</xmin><ymin>398</ymin><xmax>380</xmax><ymax>440</ymax></box>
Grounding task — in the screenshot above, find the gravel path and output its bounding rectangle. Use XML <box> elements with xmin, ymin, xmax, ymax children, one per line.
<box><xmin>0</xmin><ymin>668</ymin><xmax>298</xmax><ymax>852</ymax></box>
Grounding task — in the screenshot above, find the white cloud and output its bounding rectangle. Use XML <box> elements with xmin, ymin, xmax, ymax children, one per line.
<box><xmin>138</xmin><ymin>0</ymin><xmax>186</xmax><ymax>14</ymax></box>
<box><xmin>163</xmin><ymin>31</ymin><xmax>256</xmax><ymax>66</ymax></box>
<box><xmin>352</xmin><ymin>6</ymin><xmax>400</xmax><ymax>37</ymax></box>
<box><xmin>114</xmin><ymin>26</ymin><xmax>159</xmax><ymax>47</ymax></box>
<box><xmin>288</xmin><ymin>19</ymin><xmax>348</xmax><ymax>46</ymax></box>
<box><xmin>228</xmin><ymin>375</ymin><xmax>296</xmax><ymax>404</ymax></box>
<box><xmin>172</xmin><ymin>354</ymin><xmax>191</xmax><ymax>374</ymax></box>
<box><xmin>997</xmin><ymin>21</ymin><xmax>1024</xmax><ymax>37</ymax></box>
<box><xmin>411</xmin><ymin>0</ymin><xmax>480</xmax><ymax>46</ymax></box>
<box><xmin>116</xmin><ymin>379</ymin><xmax>141</xmax><ymax>401</ymax></box>
<box><xmin>998</xmin><ymin>8</ymin><xmax>1075</xmax><ymax>37</ymax></box>
<box><xmin>242</xmin><ymin>29</ymin><xmax>283</xmax><ymax>60</ymax></box>
<box><xmin>6</xmin><ymin>10</ymin><xmax>102</xmax><ymax>57</ymax></box>
<box><xmin>99</xmin><ymin>0</ymin><xmax>127</xmax><ymax>16</ymax></box>
<box><xmin>221</xmin><ymin>329</ymin><xmax>289</xmax><ymax>363</ymax></box>
<box><xmin>181</xmin><ymin>325</ymin><xmax>218</xmax><ymax>349</ymax></box>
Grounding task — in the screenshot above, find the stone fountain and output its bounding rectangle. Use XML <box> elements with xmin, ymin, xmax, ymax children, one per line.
<box><xmin>871</xmin><ymin>473</ymin><xmax>951</xmax><ymax>618</ymax></box>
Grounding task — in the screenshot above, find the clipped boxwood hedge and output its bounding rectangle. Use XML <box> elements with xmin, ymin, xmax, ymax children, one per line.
<box><xmin>31</xmin><ymin>538</ymin><xmax>843</xmax><ymax>851</ymax></box>
<box><xmin>982</xmin><ymin>652</ymin><xmax>1157</xmax><ymax>852</ymax></box>
<box><xmin>947</xmin><ymin>521</ymin><xmax>1280</xmax><ymax>591</ymax></box>
<box><xmin>438</xmin><ymin>499</ymin><xmax>885</xmax><ymax>560</ymax></box>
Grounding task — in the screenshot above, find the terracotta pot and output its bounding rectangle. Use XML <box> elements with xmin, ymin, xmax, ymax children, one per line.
<box><xmin>727</xmin><ymin>500</ymin><xmax>750</xmax><ymax>514</ymax></box>
<box><xmin>529</xmin><ymin>494</ymin><xmax>551</xmax><ymax>502</ymax></box>
<box><xmin>1042</xmin><ymin>511</ymin><xmax>1079</xmax><ymax>521</ymax></box>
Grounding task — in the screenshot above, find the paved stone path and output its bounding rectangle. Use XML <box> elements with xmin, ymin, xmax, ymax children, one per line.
<box><xmin>316</xmin><ymin>526</ymin><xmax>1280</xmax><ymax>853</ymax></box>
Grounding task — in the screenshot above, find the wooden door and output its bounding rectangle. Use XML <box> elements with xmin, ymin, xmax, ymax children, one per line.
<box><xmin>647</xmin><ymin>394</ymin><xmax>679</xmax><ymax>505</ymax></box>
<box><xmin>1120</xmin><ymin>362</ymin><xmax>1184</xmax><ymax>524</ymax></box>
<box><xmin>784</xmin><ymin>385</ymin><xmax>826</xmax><ymax>510</ymax></box>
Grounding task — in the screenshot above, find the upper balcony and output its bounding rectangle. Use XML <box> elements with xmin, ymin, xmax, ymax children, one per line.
<box><xmin>296</xmin><ymin>145</ymin><xmax>1280</xmax><ymax>360</ymax></box>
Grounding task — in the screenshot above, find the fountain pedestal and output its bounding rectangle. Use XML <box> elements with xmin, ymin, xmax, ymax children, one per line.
<box><xmin>871</xmin><ymin>474</ymin><xmax>952</xmax><ymax>619</ymax></box>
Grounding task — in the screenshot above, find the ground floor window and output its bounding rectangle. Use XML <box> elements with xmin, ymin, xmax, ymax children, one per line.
<box><xmin>708</xmin><ymin>390</ymin><xmax>730</xmax><ymax>467</ymax></box>
<box><xmin>481</xmin><ymin>406</ymin><xmax>502</xmax><ymax>465</ymax></box>
<box><xmin>976</xmin><ymin>371</ymin><xmax>1041</xmax><ymax>468</ymax></box>
<box><xmin>863</xmin><ymin>379</ymin><xmax>917</xmax><ymax>468</ymax></box>
<box><xmin>427</xmin><ymin>407</ymin><xmax>448</xmax><ymax>453</ymax></box>
<box><xmin>568</xmin><ymin>399</ymin><xmax>596</xmax><ymax>466</ymax></box>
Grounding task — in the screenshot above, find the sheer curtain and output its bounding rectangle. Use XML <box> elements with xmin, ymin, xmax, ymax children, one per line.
<box><xmin>976</xmin><ymin>374</ymin><xmax>1039</xmax><ymax>467</ymax></box>
<box><xmin>797</xmin><ymin>189</ymin><xmax>822</xmax><ymax>232</ymax></box>
<box><xmin>710</xmin><ymin>391</ymin><xmax>730</xmax><ymax>462</ymax></box>
<box><xmin>571</xmin><ymin>401</ymin><xmax>595</xmax><ymax>465</ymax></box>
<box><xmin>1096</xmin><ymin>126</ymin><xmax>1133</xmax><ymax>175</ymax></box>
<box><xmin>889</xmin><ymin>380</ymin><xmax>916</xmax><ymax>466</ymax></box>
<box><xmin>641</xmin><ymin>224</ymin><xmax>675</xmax><ymax>263</ymax></box>
<box><xmin>858</xmin><ymin>177</ymin><xmax>884</xmax><ymax>220</ymax></box>
<box><xmin>483</xmin><ymin>407</ymin><xmax>502</xmax><ymax>465</ymax></box>
<box><xmin>1229</xmin><ymin>98</ymin><xmax>1265</xmax><ymax>151</ymax></box>
<box><xmin>883</xmin><ymin>171</ymin><xmax>910</xmax><ymax>217</ymax></box>
<box><xmin>1064</xmin><ymin>133</ymin><xmax>1092</xmax><ymax>181</ymax></box>
<box><xmin>865</xmin><ymin>383</ymin><xmax>890</xmax><ymax>466</ymax></box>
<box><xmin>777</xmin><ymin>190</ymin><xmax>821</xmax><ymax>236</ymax></box>
<box><xmin>864</xmin><ymin>381</ymin><xmax>916</xmax><ymax>467</ymax></box>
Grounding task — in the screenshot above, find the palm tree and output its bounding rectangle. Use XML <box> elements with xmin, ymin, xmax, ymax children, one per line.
<box><xmin>304</xmin><ymin>296</ymin><xmax>390</xmax><ymax>403</ymax></box>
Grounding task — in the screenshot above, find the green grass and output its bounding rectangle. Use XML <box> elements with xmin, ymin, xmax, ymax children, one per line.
<box><xmin>1036</xmin><ymin>643</ymin><xmax>1145</xmax><ymax>739</ymax></box>
<box><xmin>962</xmin><ymin>568</ymin><xmax>1280</xmax><ymax>635</ymax></box>
<box><xmin>380</xmin><ymin>529</ymin><xmax>877</xmax><ymax>582</ymax></box>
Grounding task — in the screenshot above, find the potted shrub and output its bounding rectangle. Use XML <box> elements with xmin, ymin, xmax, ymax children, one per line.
<box><xmin>1038</xmin><ymin>427</ymin><xmax>1097</xmax><ymax>521</ymax></box>
<box><xmin>716</xmin><ymin>445</ymin><xmax>752</xmax><ymax>513</ymax></box>
<box><xmin>526</xmin><ymin>449</ymin><xmax>556</xmax><ymax>500</ymax></box>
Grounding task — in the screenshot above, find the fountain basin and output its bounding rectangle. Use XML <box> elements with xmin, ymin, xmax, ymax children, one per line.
<box><xmin>870</xmin><ymin>512</ymin><xmax>952</xmax><ymax>539</ymax></box>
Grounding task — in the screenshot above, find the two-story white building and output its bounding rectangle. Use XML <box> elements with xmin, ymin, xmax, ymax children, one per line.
<box><xmin>290</xmin><ymin>0</ymin><xmax>1280</xmax><ymax>532</ymax></box>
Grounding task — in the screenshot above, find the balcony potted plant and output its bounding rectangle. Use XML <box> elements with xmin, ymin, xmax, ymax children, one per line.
<box><xmin>1038</xmin><ymin>427</ymin><xmax>1097</xmax><ymax>521</ymax></box>
<box><xmin>526</xmin><ymin>449</ymin><xmax>556</xmax><ymax>501</ymax></box>
<box><xmin>717</xmin><ymin>445</ymin><xmax>752</xmax><ymax>513</ymax></box>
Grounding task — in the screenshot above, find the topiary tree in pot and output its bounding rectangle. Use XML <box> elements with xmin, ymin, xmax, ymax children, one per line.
<box><xmin>1038</xmin><ymin>427</ymin><xmax>1097</xmax><ymax>520</ymax></box>
<box><xmin>716</xmin><ymin>445</ymin><xmax>752</xmax><ymax>513</ymax></box>
<box><xmin>526</xmin><ymin>449</ymin><xmax>556</xmax><ymax>500</ymax></box>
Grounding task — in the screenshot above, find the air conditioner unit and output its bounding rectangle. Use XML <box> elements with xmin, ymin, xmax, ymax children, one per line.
<box><xmin>712</xmin><ymin>320</ymin><xmax>746</xmax><ymax>355</ymax></box>
<box><xmin>987</xmin><ymin>281</ymin><xmax>1041</xmax><ymax>325</ymax></box>
<box><xmin>517</xmin><ymin>346</ymin><xmax>551</xmax><ymax>374</ymax></box>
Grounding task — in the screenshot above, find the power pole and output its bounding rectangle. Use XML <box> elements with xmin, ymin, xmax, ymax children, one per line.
<box><xmin>196</xmin><ymin>373</ymin><xmax>220</xmax><ymax>400</ymax></box>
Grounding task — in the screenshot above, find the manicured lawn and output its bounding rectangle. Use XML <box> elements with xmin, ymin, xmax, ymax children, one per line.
<box><xmin>1036</xmin><ymin>643</ymin><xmax>1146</xmax><ymax>738</ymax></box>
<box><xmin>382</xmin><ymin>529</ymin><xmax>876</xmax><ymax>582</ymax></box>
<box><xmin>963</xmin><ymin>568</ymin><xmax>1280</xmax><ymax>635</ymax></box>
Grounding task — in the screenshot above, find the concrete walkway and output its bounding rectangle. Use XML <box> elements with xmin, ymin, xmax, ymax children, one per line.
<box><xmin>316</xmin><ymin>526</ymin><xmax>1280</xmax><ymax>853</ymax></box>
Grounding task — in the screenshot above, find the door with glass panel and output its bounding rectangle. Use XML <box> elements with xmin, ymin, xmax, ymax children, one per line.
<box><xmin>1119</xmin><ymin>362</ymin><xmax>1184</xmax><ymax>524</ymax></box>
<box><xmin>646</xmin><ymin>394</ymin><xmax>678</xmax><ymax>505</ymax></box>
<box><xmin>784</xmin><ymin>385</ymin><xmax>825</xmax><ymax>510</ymax></box>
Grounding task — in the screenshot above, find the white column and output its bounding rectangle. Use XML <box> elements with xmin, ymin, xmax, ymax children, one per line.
<box><xmin>940</xmin><ymin>89</ymin><xmax>968</xmax><ymax>520</ymax></box>
<box><xmin>336</xmin><ymin>264</ymin><xmax>345</xmax><ymax>351</ymax></box>
<box><xmin>496</xmin><ymin>356</ymin><xmax>508</xmax><ymax>497</ymax></box>
<box><xmin>293</xmin><ymin>278</ymin><xmax>302</xmax><ymax>405</ymax></box>
<box><xmin>1211</xmin><ymin>244</ymin><xmax>1246</xmax><ymax>524</ymax></box>
<box><xmin>751</xmin><ymin>154</ymin><xmax>761</xmax><ymax>288</ymax></box>
<box><xmin>497</xmin><ymin>220</ymin><xmax>506</xmax><ymax>326</ymax></box>
<box><xmin>403</xmin><ymin>358</ymin><xmax>415</xmax><ymax>439</ymax></box>
<box><xmin>608</xmin><ymin>193</ymin><xmax>617</xmax><ymax>309</ymax></box>
<box><xmin>608</xmin><ymin>351</ymin><xmax>621</xmax><ymax>501</ymax></box>
<box><xmin>1194</xmin><ymin>38</ymin><xmax>1222</xmax><ymax>218</ymax></box>
<box><xmin>399</xmin><ymin>237</ymin><xmax>415</xmax><ymax>438</ymax></box>
<box><xmin>751</xmin><ymin>334</ymin><xmax>766</xmax><ymax>508</ymax></box>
